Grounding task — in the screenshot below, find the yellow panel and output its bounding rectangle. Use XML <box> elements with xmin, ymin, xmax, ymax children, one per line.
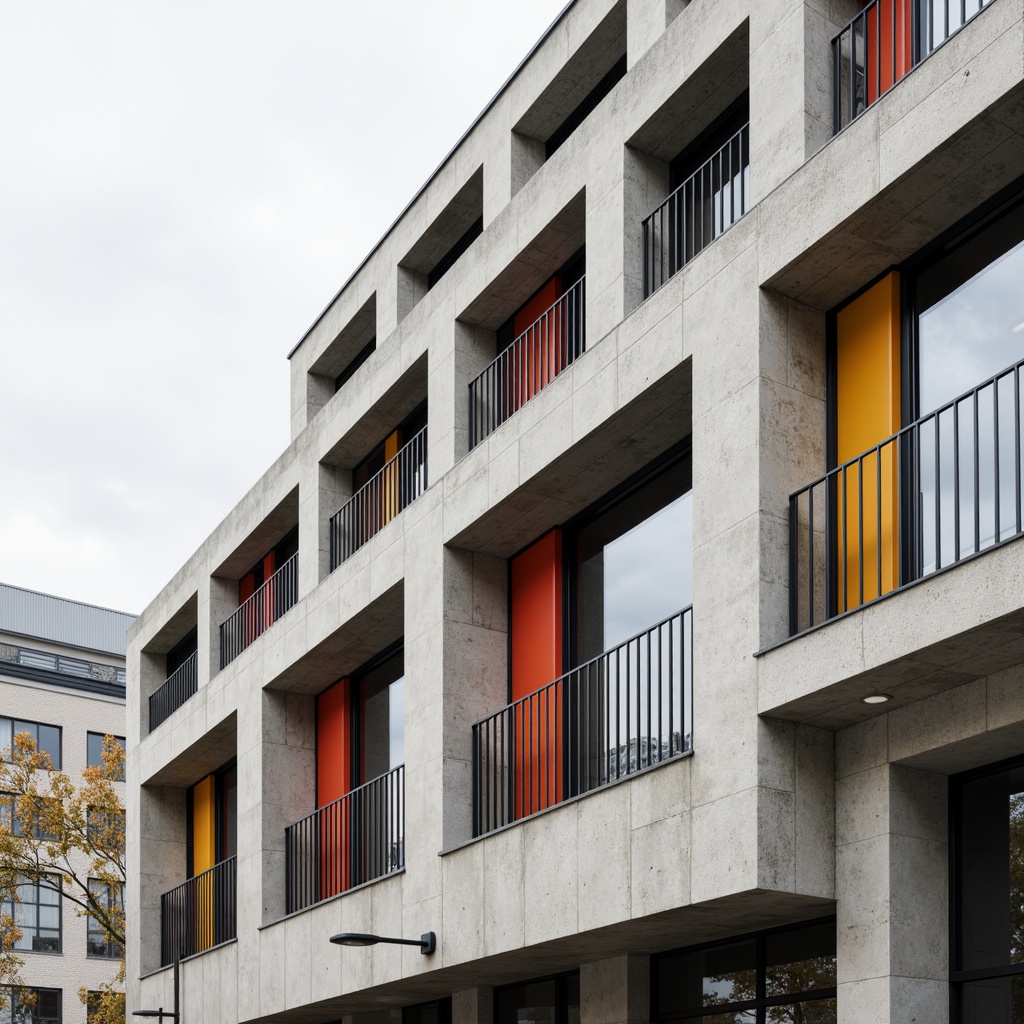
<box><xmin>191</xmin><ymin>775</ymin><xmax>216</xmax><ymax>875</ymax></box>
<box><xmin>835</xmin><ymin>272</ymin><xmax>901</xmax><ymax>610</ymax></box>
<box><xmin>383</xmin><ymin>430</ymin><xmax>400</xmax><ymax>525</ymax></box>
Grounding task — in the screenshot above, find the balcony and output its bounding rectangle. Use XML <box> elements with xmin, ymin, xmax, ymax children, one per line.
<box><xmin>472</xmin><ymin>608</ymin><xmax>692</xmax><ymax>837</ymax></box>
<box><xmin>149</xmin><ymin>652</ymin><xmax>197</xmax><ymax>732</ymax></box>
<box><xmin>219</xmin><ymin>553</ymin><xmax>298</xmax><ymax>669</ymax></box>
<box><xmin>284</xmin><ymin>765</ymin><xmax>404</xmax><ymax>914</ymax></box>
<box><xmin>468</xmin><ymin>276</ymin><xmax>586</xmax><ymax>449</ymax></box>
<box><xmin>789</xmin><ymin>357</ymin><xmax>1024</xmax><ymax>636</ymax></box>
<box><xmin>641</xmin><ymin>124</ymin><xmax>749</xmax><ymax>299</ymax></box>
<box><xmin>160</xmin><ymin>856</ymin><xmax>236</xmax><ymax>965</ymax></box>
<box><xmin>832</xmin><ymin>0</ymin><xmax>996</xmax><ymax>134</ymax></box>
<box><xmin>329</xmin><ymin>426</ymin><xmax>427</xmax><ymax>569</ymax></box>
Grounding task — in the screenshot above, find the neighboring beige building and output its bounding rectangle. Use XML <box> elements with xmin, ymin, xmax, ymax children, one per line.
<box><xmin>0</xmin><ymin>583</ymin><xmax>132</xmax><ymax>1024</ymax></box>
<box><xmin>127</xmin><ymin>1</ymin><xmax>1024</xmax><ymax>1023</ymax></box>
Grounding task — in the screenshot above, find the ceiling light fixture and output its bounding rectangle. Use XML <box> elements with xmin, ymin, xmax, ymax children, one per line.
<box><xmin>862</xmin><ymin>694</ymin><xmax>892</xmax><ymax>704</ymax></box>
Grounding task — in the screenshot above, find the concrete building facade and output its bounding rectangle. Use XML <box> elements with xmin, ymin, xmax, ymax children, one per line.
<box><xmin>0</xmin><ymin>583</ymin><xmax>132</xmax><ymax>1024</ymax></box>
<box><xmin>126</xmin><ymin>1</ymin><xmax>1024</xmax><ymax>1022</ymax></box>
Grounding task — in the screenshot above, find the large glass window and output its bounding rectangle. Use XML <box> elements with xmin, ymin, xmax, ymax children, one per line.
<box><xmin>86</xmin><ymin>734</ymin><xmax>125</xmax><ymax>780</ymax></box>
<box><xmin>0</xmin><ymin>719</ymin><xmax>60</xmax><ymax>769</ymax></box>
<box><xmin>359</xmin><ymin>650</ymin><xmax>405</xmax><ymax>785</ymax></box>
<box><xmin>572</xmin><ymin>454</ymin><xmax>693</xmax><ymax>663</ymax></box>
<box><xmin>496</xmin><ymin>972</ymin><xmax>580</xmax><ymax>1024</ymax></box>
<box><xmin>652</xmin><ymin>920</ymin><xmax>836</xmax><ymax>1024</ymax></box>
<box><xmin>0</xmin><ymin>876</ymin><xmax>60</xmax><ymax>953</ymax></box>
<box><xmin>0</xmin><ymin>987</ymin><xmax>61</xmax><ymax>1024</ymax></box>
<box><xmin>912</xmin><ymin>194</ymin><xmax>1024</xmax><ymax>574</ymax></box>
<box><xmin>86</xmin><ymin>879</ymin><xmax>123</xmax><ymax>959</ymax></box>
<box><xmin>952</xmin><ymin>755</ymin><xmax>1024</xmax><ymax>1022</ymax></box>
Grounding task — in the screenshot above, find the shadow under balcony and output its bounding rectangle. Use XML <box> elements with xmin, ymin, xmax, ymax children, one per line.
<box><xmin>149</xmin><ymin>651</ymin><xmax>197</xmax><ymax>732</ymax></box>
<box><xmin>219</xmin><ymin>553</ymin><xmax>298</xmax><ymax>669</ymax></box>
<box><xmin>472</xmin><ymin>608</ymin><xmax>692</xmax><ymax>838</ymax></box>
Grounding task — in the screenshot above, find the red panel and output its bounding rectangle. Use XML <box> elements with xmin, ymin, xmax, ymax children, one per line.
<box><xmin>507</xmin><ymin>277</ymin><xmax>566</xmax><ymax>417</ymax></box>
<box><xmin>865</xmin><ymin>0</ymin><xmax>912</xmax><ymax>105</ymax></box>
<box><xmin>317</xmin><ymin>678</ymin><xmax>351</xmax><ymax>899</ymax></box>
<box><xmin>513</xmin><ymin>278</ymin><xmax>561</xmax><ymax>337</ymax></box>
<box><xmin>317</xmin><ymin>679</ymin><xmax>351</xmax><ymax>805</ymax></box>
<box><xmin>238</xmin><ymin>574</ymin><xmax>255</xmax><ymax>603</ymax></box>
<box><xmin>510</xmin><ymin>531</ymin><xmax>564</xmax><ymax>817</ymax></box>
<box><xmin>510</xmin><ymin>530</ymin><xmax>563</xmax><ymax>700</ymax></box>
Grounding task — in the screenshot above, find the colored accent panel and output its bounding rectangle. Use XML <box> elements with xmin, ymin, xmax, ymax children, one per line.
<box><xmin>865</xmin><ymin>0</ymin><xmax>912</xmax><ymax>105</ymax></box>
<box><xmin>262</xmin><ymin>551</ymin><xmax>277</xmax><ymax>630</ymax></box>
<box><xmin>510</xmin><ymin>531</ymin><xmax>564</xmax><ymax>817</ymax></box>
<box><xmin>317</xmin><ymin>679</ymin><xmax>352</xmax><ymax>899</ymax></box>
<box><xmin>507</xmin><ymin>277</ymin><xmax>565</xmax><ymax>417</ymax></box>
<box><xmin>836</xmin><ymin>271</ymin><xmax>901</xmax><ymax>609</ymax></box>
<box><xmin>383</xmin><ymin>430</ymin><xmax>400</xmax><ymax>526</ymax></box>
<box><xmin>191</xmin><ymin>774</ymin><xmax>216</xmax><ymax>951</ymax></box>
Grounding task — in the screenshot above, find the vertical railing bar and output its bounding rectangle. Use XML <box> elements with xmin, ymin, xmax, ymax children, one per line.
<box><xmin>954</xmin><ymin>402</ymin><xmax>961</xmax><ymax>563</ymax></box>
<box><xmin>994</xmin><ymin>380</ymin><xmax>1001</xmax><ymax>545</ymax></box>
<box><xmin>973</xmin><ymin>391</ymin><xmax>981</xmax><ymax>555</ymax></box>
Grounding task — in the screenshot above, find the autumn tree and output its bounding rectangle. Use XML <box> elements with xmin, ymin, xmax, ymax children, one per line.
<box><xmin>0</xmin><ymin>731</ymin><xmax>125</xmax><ymax>1024</ymax></box>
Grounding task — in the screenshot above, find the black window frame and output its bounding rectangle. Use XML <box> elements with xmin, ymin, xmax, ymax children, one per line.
<box><xmin>0</xmin><ymin>718</ymin><xmax>61</xmax><ymax>770</ymax></box>
<box><xmin>949</xmin><ymin>751</ymin><xmax>1024</xmax><ymax>1022</ymax></box>
<box><xmin>651</xmin><ymin>917</ymin><xmax>837</xmax><ymax>1024</ymax></box>
<box><xmin>85</xmin><ymin>878</ymin><xmax>123</xmax><ymax>960</ymax></box>
<box><xmin>86</xmin><ymin>733</ymin><xmax>125</xmax><ymax>781</ymax></box>
<box><xmin>1</xmin><ymin>986</ymin><xmax>62</xmax><ymax>1024</ymax></box>
<box><xmin>495</xmin><ymin>969</ymin><xmax>580</xmax><ymax>1024</ymax></box>
<box><xmin>403</xmin><ymin>997</ymin><xmax>452</xmax><ymax>1024</ymax></box>
<box><xmin>185</xmin><ymin>758</ymin><xmax>237</xmax><ymax>878</ymax></box>
<box><xmin>0</xmin><ymin>874</ymin><xmax>62</xmax><ymax>954</ymax></box>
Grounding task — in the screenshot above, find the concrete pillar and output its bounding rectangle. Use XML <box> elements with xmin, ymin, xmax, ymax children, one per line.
<box><xmin>585</xmin><ymin>140</ymin><xmax>628</xmax><ymax>348</ymax></box>
<box><xmin>627</xmin><ymin>0</ymin><xmax>688</xmax><ymax>69</ymax></box>
<box><xmin>836</xmin><ymin>753</ymin><xmax>948</xmax><ymax>1024</ymax></box>
<box><xmin>451</xmin><ymin>321</ymin><xmax>498</xmax><ymax>463</ymax></box>
<box><xmin>580</xmin><ymin>955</ymin><xmax>649</xmax><ymax>1024</ymax></box>
<box><xmin>298</xmin><ymin>460</ymin><xmax>349</xmax><ymax>591</ymax></box>
<box><xmin>203</xmin><ymin>575</ymin><xmax>236</xmax><ymax>683</ymax></box>
<box><xmin>622</xmin><ymin>145</ymin><xmax>670</xmax><ymax>315</ymax></box>
<box><xmin>453</xmin><ymin>987</ymin><xmax>494</xmax><ymax>1024</ymax></box>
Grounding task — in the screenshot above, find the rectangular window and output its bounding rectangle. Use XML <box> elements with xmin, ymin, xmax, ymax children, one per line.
<box><xmin>86</xmin><ymin>734</ymin><xmax>125</xmax><ymax>781</ymax></box>
<box><xmin>86</xmin><ymin>879</ymin><xmax>123</xmax><ymax>959</ymax></box>
<box><xmin>0</xmin><ymin>876</ymin><xmax>61</xmax><ymax>953</ymax></box>
<box><xmin>0</xmin><ymin>988</ymin><xmax>61</xmax><ymax>1024</ymax></box>
<box><xmin>0</xmin><ymin>795</ymin><xmax>60</xmax><ymax>841</ymax></box>
<box><xmin>651</xmin><ymin>919</ymin><xmax>836</xmax><ymax>1023</ymax></box>
<box><xmin>403</xmin><ymin>999</ymin><xmax>451</xmax><ymax>1024</ymax></box>
<box><xmin>952</xmin><ymin>754</ymin><xmax>1024</xmax><ymax>1022</ymax></box>
<box><xmin>496</xmin><ymin>972</ymin><xmax>580</xmax><ymax>1024</ymax></box>
<box><xmin>0</xmin><ymin>718</ymin><xmax>61</xmax><ymax>769</ymax></box>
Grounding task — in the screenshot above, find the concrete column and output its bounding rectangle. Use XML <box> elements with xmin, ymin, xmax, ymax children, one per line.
<box><xmin>137</xmin><ymin>647</ymin><xmax>164</xmax><ymax>741</ymax></box>
<box><xmin>622</xmin><ymin>145</ymin><xmax>670</xmax><ymax>316</ymax></box>
<box><xmin>259</xmin><ymin>690</ymin><xmax>316</xmax><ymax>924</ymax></box>
<box><xmin>453</xmin><ymin>987</ymin><xmax>494</xmax><ymax>1024</ymax></box>
<box><xmin>580</xmin><ymin>955</ymin><xmax>649</xmax><ymax>1024</ymax></box>
<box><xmin>835</xmin><ymin>751</ymin><xmax>948</xmax><ymax>1024</ymax></box>
<box><xmin>585</xmin><ymin>140</ymin><xmax>628</xmax><ymax>348</ymax></box>
<box><xmin>203</xmin><ymin>574</ymin><xmax>236</xmax><ymax>683</ymax></box>
<box><xmin>235</xmin><ymin>684</ymin><xmax>263</xmax><ymax>1024</ymax></box>
<box><xmin>627</xmin><ymin>0</ymin><xmax>687</xmax><ymax>69</ymax></box>
<box><xmin>298</xmin><ymin>460</ymin><xmax>349</xmax><ymax>591</ymax></box>
<box><xmin>451</xmin><ymin>321</ymin><xmax>498</xmax><ymax>463</ymax></box>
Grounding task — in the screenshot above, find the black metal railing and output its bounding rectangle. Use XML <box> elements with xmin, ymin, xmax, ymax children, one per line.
<box><xmin>149</xmin><ymin>652</ymin><xmax>198</xmax><ymax>732</ymax></box>
<box><xmin>833</xmin><ymin>0</ymin><xmax>994</xmax><ymax>133</ymax></box>
<box><xmin>642</xmin><ymin>125</ymin><xmax>749</xmax><ymax>298</ymax></box>
<box><xmin>219</xmin><ymin>552</ymin><xmax>298</xmax><ymax>669</ymax></box>
<box><xmin>329</xmin><ymin>428</ymin><xmax>428</xmax><ymax>570</ymax></box>
<box><xmin>468</xmin><ymin>276</ymin><xmax>586</xmax><ymax>449</ymax></box>
<box><xmin>472</xmin><ymin>608</ymin><xmax>692</xmax><ymax>837</ymax></box>
<box><xmin>284</xmin><ymin>765</ymin><xmax>404</xmax><ymax>914</ymax></box>
<box><xmin>160</xmin><ymin>856</ymin><xmax>236</xmax><ymax>965</ymax></box>
<box><xmin>789</xmin><ymin>357</ymin><xmax>1024</xmax><ymax>635</ymax></box>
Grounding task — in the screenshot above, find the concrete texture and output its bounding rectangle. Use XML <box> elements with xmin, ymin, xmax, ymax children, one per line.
<box><xmin>126</xmin><ymin>1</ymin><xmax>1024</xmax><ymax>1023</ymax></box>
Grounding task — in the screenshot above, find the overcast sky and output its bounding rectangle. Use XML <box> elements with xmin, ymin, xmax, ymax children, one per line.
<box><xmin>0</xmin><ymin>0</ymin><xmax>568</xmax><ymax>616</ymax></box>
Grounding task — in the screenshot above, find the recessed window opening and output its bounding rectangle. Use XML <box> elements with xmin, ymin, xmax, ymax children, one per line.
<box><xmin>428</xmin><ymin>218</ymin><xmax>483</xmax><ymax>291</ymax></box>
<box><xmin>496</xmin><ymin>971</ymin><xmax>580</xmax><ymax>1024</ymax></box>
<box><xmin>335</xmin><ymin>337</ymin><xmax>376</xmax><ymax>392</ymax></box>
<box><xmin>545</xmin><ymin>55</ymin><xmax>627</xmax><ymax>159</ymax></box>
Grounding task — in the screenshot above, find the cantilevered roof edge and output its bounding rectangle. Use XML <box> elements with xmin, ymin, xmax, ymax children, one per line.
<box><xmin>287</xmin><ymin>0</ymin><xmax>579</xmax><ymax>361</ymax></box>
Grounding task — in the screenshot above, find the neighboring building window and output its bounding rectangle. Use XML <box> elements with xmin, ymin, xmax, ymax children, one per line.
<box><xmin>951</xmin><ymin>755</ymin><xmax>1024</xmax><ymax>1022</ymax></box>
<box><xmin>0</xmin><ymin>876</ymin><xmax>61</xmax><ymax>953</ymax></box>
<box><xmin>0</xmin><ymin>987</ymin><xmax>61</xmax><ymax>1024</ymax></box>
<box><xmin>86</xmin><ymin>992</ymin><xmax>103</xmax><ymax>1024</ymax></box>
<box><xmin>0</xmin><ymin>718</ymin><xmax>61</xmax><ymax>768</ymax></box>
<box><xmin>496</xmin><ymin>971</ymin><xmax>580</xmax><ymax>1024</ymax></box>
<box><xmin>651</xmin><ymin>919</ymin><xmax>837</xmax><ymax>1023</ymax></box>
<box><xmin>86</xmin><ymin>807</ymin><xmax>125</xmax><ymax>851</ymax></box>
<box><xmin>0</xmin><ymin>795</ymin><xmax>59</xmax><ymax>841</ymax></box>
<box><xmin>86</xmin><ymin>734</ymin><xmax>125</xmax><ymax>780</ymax></box>
<box><xmin>86</xmin><ymin>879</ymin><xmax>123</xmax><ymax>958</ymax></box>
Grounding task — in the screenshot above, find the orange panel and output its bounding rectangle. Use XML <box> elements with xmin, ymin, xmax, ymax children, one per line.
<box><xmin>836</xmin><ymin>271</ymin><xmax>901</xmax><ymax>610</ymax></box>
<box><xmin>510</xmin><ymin>531</ymin><xmax>564</xmax><ymax>817</ymax></box>
<box><xmin>507</xmin><ymin>277</ymin><xmax>566</xmax><ymax>416</ymax></box>
<box><xmin>262</xmin><ymin>551</ymin><xmax>277</xmax><ymax>630</ymax></box>
<box><xmin>383</xmin><ymin>430</ymin><xmax>400</xmax><ymax>525</ymax></box>
<box><xmin>317</xmin><ymin>679</ymin><xmax>352</xmax><ymax>899</ymax></box>
<box><xmin>191</xmin><ymin>774</ymin><xmax>216</xmax><ymax>951</ymax></box>
<box><xmin>865</xmin><ymin>0</ymin><xmax>912</xmax><ymax>105</ymax></box>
